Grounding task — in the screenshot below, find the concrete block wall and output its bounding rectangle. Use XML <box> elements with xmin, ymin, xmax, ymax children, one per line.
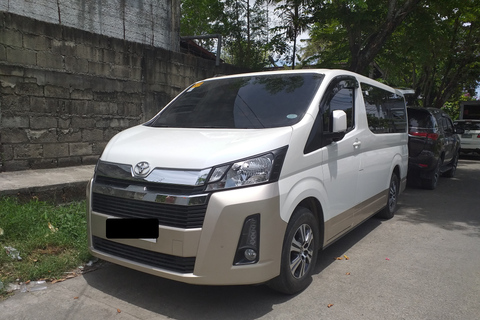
<box><xmin>0</xmin><ymin>0</ymin><xmax>180</xmax><ymax>51</ymax></box>
<box><xmin>0</xmin><ymin>12</ymin><xmax>246</xmax><ymax>172</ymax></box>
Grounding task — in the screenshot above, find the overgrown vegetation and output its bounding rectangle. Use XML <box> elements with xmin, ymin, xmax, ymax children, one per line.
<box><xmin>0</xmin><ymin>197</ymin><xmax>91</xmax><ymax>297</ymax></box>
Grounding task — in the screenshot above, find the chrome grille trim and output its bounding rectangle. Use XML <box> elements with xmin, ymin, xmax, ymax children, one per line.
<box><xmin>96</xmin><ymin>160</ymin><xmax>211</xmax><ymax>186</ymax></box>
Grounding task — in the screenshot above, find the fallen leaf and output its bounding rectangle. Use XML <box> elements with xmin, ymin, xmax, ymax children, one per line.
<box><xmin>25</xmin><ymin>280</ymin><xmax>31</xmax><ymax>285</ymax></box>
<box><xmin>117</xmin><ymin>309</ymin><xmax>121</xmax><ymax>313</ymax></box>
<box><xmin>327</xmin><ymin>304</ymin><xmax>334</xmax><ymax>308</ymax></box>
<box><xmin>344</xmin><ymin>254</ymin><xmax>350</xmax><ymax>260</ymax></box>
<box><xmin>386</xmin><ymin>258</ymin><xmax>390</xmax><ymax>261</ymax></box>
<box><xmin>346</xmin><ymin>272</ymin><xmax>351</xmax><ymax>275</ymax></box>
<box><xmin>74</xmin><ymin>296</ymin><xmax>79</xmax><ymax>299</ymax></box>
<box><xmin>335</xmin><ymin>257</ymin><xmax>343</xmax><ymax>260</ymax></box>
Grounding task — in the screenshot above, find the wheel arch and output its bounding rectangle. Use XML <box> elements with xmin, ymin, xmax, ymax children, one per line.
<box><xmin>296</xmin><ymin>197</ymin><xmax>325</xmax><ymax>249</ymax></box>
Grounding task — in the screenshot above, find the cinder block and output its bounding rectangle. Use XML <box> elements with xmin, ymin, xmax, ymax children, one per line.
<box><xmin>30</xmin><ymin>116</ymin><xmax>58</xmax><ymax>129</ymax></box>
<box><xmin>71</xmin><ymin>89</ymin><xmax>94</xmax><ymax>100</ymax></box>
<box><xmin>0</xmin><ymin>29</ymin><xmax>23</xmax><ymax>47</ymax></box>
<box><xmin>58</xmin><ymin>156</ymin><xmax>82</xmax><ymax>167</ymax></box>
<box><xmin>7</xmin><ymin>47</ymin><xmax>37</xmax><ymax>66</ymax></box>
<box><xmin>43</xmin><ymin>143</ymin><xmax>69</xmax><ymax>158</ymax></box>
<box><xmin>82</xmin><ymin>155</ymin><xmax>100</xmax><ymax>165</ymax></box>
<box><xmin>58</xmin><ymin>128</ymin><xmax>82</xmax><ymax>142</ymax></box>
<box><xmin>65</xmin><ymin>56</ymin><xmax>88</xmax><ymax>73</ymax></box>
<box><xmin>14</xmin><ymin>82</ymin><xmax>43</xmax><ymax>97</ymax></box>
<box><xmin>1</xmin><ymin>144</ymin><xmax>14</xmax><ymax>161</ymax></box>
<box><xmin>26</xmin><ymin>129</ymin><xmax>57</xmax><ymax>143</ymax></box>
<box><xmin>30</xmin><ymin>158</ymin><xmax>58</xmax><ymax>170</ymax></box>
<box><xmin>23</xmin><ymin>34</ymin><xmax>49</xmax><ymax>51</ymax></box>
<box><xmin>69</xmin><ymin>142</ymin><xmax>93</xmax><ymax>156</ymax></box>
<box><xmin>1</xmin><ymin>128</ymin><xmax>29</xmax><ymax>143</ymax></box>
<box><xmin>37</xmin><ymin>52</ymin><xmax>64</xmax><ymax>70</ymax></box>
<box><xmin>44</xmin><ymin>85</ymin><xmax>70</xmax><ymax>99</ymax></box>
<box><xmin>14</xmin><ymin>144</ymin><xmax>43</xmax><ymax>159</ymax></box>
<box><xmin>1</xmin><ymin>115</ymin><xmax>29</xmax><ymax>128</ymax></box>
<box><xmin>71</xmin><ymin>116</ymin><xmax>96</xmax><ymax>128</ymax></box>
<box><xmin>3</xmin><ymin>160</ymin><xmax>29</xmax><ymax>171</ymax></box>
<box><xmin>82</xmin><ymin>129</ymin><xmax>104</xmax><ymax>142</ymax></box>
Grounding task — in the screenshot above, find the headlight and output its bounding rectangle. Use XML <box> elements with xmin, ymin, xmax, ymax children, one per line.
<box><xmin>206</xmin><ymin>154</ymin><xmax>274</xmax><ymax>191</ymax></box>
<box><xmin>205</xmin><ymin>146</ymin><xmax>288</xmax><ymax>191</ymax></box>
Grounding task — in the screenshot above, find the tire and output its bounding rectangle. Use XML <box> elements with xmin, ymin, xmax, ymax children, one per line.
<box><xmin>421</xmin><ymin>158</ymin><xmax>442</xmax><ymax>190</ymax></box>
<box><xmin>443</xmin><ymin>153</ymin><xmax>458</xmax><ymax>178</ymax></box>
<box><xmin>268</xmin><ymin>207</ymin><xmax>319</xmax><ymax>295</ymax></box>
<box><xmin>377</xmin><ymin>172</ymin><xmax>399</xmax><ymax>219</ymax></box>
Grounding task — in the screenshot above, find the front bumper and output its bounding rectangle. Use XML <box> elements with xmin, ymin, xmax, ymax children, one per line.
<box><xmin>87</xmin><ymin>179</ymin><xmax>287</xmax><ymax>285</ymax></box>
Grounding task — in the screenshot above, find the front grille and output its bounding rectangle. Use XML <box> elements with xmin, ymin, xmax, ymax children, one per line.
<box><xmin>92</xmin><ymin>236</ymin><xmax>195</xmax><ymax>273</ymax></box>
<box><xmin>92</xmin><ymin>193</ymin><xmax>207</xmax><ymax>229</ymax></box>
<box><xmin>95</xmin><ymin>175</ymin><xmax>206</xmax><ymax>195</ymax></box>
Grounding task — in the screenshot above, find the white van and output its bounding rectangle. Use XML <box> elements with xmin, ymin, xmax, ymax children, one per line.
<box><xmin>87</xmin><ymin>69</ymin><xmax>408</xmax><ymax>294</ymax></box>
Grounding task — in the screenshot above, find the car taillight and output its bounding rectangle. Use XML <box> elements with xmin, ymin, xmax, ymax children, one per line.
<box><xmin>409</xmin><ymin>131</ymin><xmax>439</xmax><ymax>140</ymax></box>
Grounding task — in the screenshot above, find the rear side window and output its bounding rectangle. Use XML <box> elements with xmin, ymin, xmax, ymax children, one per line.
<box><xmin>147</xmin><ymin>73</ymin><xmax>324</xmax><ymax>129</ymax></box>
<box><xmin>362</xmin><ymin>84</ymin><xmax>407</xmax><ymax>134</ymax></box>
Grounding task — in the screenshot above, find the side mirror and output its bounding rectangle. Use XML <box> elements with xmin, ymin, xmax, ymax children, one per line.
<box><xmin>324</xmin><ymin>110</ymin><xmax>347</xmax><ymax>143</ymax></box>
<box><xmin>332</xmin><ymin>110</ymin><xmax>347</xmax><ymax>133</ymax></box>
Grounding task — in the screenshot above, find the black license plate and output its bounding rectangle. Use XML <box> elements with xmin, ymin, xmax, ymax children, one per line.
<box><xmin>106</xmin><ymin>218</ymin><xmax>158</xmax><ymax>239</ymax></box>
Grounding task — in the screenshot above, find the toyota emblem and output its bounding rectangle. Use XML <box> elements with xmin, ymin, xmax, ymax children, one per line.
<box><xmin>133</xmin><ymin>161</ymin><xmax>151</xmax><ymax>177</ymax></box>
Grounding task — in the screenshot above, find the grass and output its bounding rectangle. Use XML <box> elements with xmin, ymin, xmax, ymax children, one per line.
<box><xmin>0</xmin><ymin>197</ymin><xmax>92</xmax><ymax>297</ymax></box>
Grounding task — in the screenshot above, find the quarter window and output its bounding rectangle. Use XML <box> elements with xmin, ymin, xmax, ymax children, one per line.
<box><xmin>361</xmin><ymin>83</ymin><xmax>407</xmax><ymax>134</ymax></box>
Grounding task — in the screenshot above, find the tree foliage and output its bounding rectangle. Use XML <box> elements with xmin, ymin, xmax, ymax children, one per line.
<box><xmin>180</xmin><ymin>0</ymin><xmax>480</xmax><ymax>108</ymax></box>
<box><xmin>181</xmin><ymin>0</ymin><xmax>271</xmax><ymax>69</ymax></box>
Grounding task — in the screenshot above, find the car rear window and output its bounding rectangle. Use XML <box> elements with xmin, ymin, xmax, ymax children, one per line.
<box><xmin>147</xmin><ymin>73</ymin><xmax>324</xmax><ymax>129</ymax></box>
<box><xmin>408</xmin><ymin>108</ymin><xmax>435</xmax><ymax>129</ymax></box>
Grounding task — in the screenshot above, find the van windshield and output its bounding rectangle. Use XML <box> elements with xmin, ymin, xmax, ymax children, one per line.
<box><xmin>147</xmin><ymin>73</ymin><xmax>324</xmax><ymax>129</ymax></box>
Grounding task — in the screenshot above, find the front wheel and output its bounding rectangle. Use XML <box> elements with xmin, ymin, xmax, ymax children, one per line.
<box><xmin>377</xmin><ymin>172</ymin><xmax>399</xmax><ymax>219</ymax></box>
<box><xmin>268</xmin><ymin>207</ymin><xmax>319</xmax><ymax>295</ymax></box>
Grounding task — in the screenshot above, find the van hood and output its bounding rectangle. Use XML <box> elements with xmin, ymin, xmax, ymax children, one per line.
<box><xmin>100</xmin><ymin>125</ymin><xmax>293</xmax><ymax>170</ymax></box>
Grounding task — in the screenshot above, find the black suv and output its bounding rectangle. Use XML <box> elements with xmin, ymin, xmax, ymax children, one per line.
<box><xmin>407</xmin><ymin>107</ymin><xmax>463</xmax><ymax>189</ymax></box>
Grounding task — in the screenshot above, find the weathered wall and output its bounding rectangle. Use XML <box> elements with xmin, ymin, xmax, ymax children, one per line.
<box><xmin>0</xmin><ymin>12</ymin><xmax>246</xmax><ymax>172</ymax></box>
<box><xmin>0</xmin><ymin>0</ymin><xmax>180</xmax><ymax>51</ymax></box>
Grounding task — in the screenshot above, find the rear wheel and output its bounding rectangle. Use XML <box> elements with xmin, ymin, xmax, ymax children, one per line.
<box><xmin>443</xmin><ymin>153</ymin><xmax>458</xmax><ymax>178</ymax></box>
<box><xmin>377</xmin><ymin>172</ymin><xmax>399</xmax><ymax>219</ymax></box>
<box><xmin>268</xmin><ymin>207</ymin><xmax>319</xmax><ymax>295</ymax></box>
<box><xmin>421</xmin><ymin>158</ymin><xmax>442</xmax><ymax>190</ymax></box>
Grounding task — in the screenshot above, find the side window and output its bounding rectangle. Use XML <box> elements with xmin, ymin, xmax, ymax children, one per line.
<box><xmin>361</xmin><ymin>83</ymin><xmax>407</xmax><ymax>134</ymax></box>
<box><xmin>304</xmin><ymin>77</ymin><xmax>357</xmax><ymax>154</ymax></box>
<box><xmin>323</xmin><ymin>80</ymin><xmax>355</xmax><ymax>132</ymax></box>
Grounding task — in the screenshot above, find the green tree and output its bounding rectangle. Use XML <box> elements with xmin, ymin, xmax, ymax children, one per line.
<box><xmin>271</xmin><ymin>0</ymin><xmax>312</xmax><ymax>69</ymax></box>
<box><xmin>181</xmin><ymin>0</ymin><xmax>270</xmax><ymax>70</ymax></box>
<box><xmin>304</xmin><ymin>0</ymin><xmax>422</xmax><ymax>74</ymax></box>
<box><xmin>377</xmin><ymin>0</ymin><xmax>480</xmax><ymax>108</ymax></box>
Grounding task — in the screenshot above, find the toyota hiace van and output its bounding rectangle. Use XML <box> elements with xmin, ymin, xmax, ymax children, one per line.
<box><xmin>87</xmin><ymin>69</ymin><xmax>408</xmax><ymax>294</ymax></box>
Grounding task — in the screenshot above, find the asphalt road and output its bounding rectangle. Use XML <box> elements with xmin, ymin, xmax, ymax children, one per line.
<box><xmin>1</xmin><ymin>158</ymin><xmax>479</xmax><ymax>320</ymax></box>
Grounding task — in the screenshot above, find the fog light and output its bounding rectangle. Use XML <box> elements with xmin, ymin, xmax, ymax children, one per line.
<box><xmin>244</xmin><ymin>249</ymin><xmax>257</xmax><ymax>261</ymax></box>
<box><xmin>233</xmin><ymin>214</ymin><xmax>260</xmax><ymax>265</ymax></box>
